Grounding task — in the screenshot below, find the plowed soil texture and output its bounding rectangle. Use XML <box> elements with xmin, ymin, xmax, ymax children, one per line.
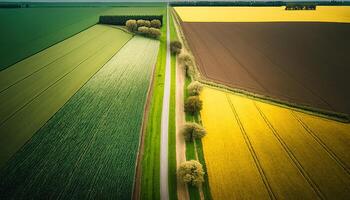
<box><xmin>182</xmin><ymin>22</ymin><xmax>350</xmax><ymax>115</ymax></box>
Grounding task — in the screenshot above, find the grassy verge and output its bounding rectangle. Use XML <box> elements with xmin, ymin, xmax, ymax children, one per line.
<box><xmin>168</xmin><ymin>53</ymin><xmax>177</xmax><ymax>200</ymax></box>
<box><xmin>140</xmin><ymin>10</ymin><xmax>167</xmax><ymax>200</ymax></box>
<box><xmin>195</xmin><ymin>139</ymin><xmax>212</xmax><ymax>200</ymax></box>
<box><xmin>169</xmin><ymin>12</ymin><xmax>178</xmax><ymax>200</ymax></box>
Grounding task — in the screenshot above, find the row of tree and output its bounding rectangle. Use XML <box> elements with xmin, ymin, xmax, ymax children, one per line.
<box><xmin>175</xmin><ymin>43</ymin><xmax>207</xmax><ymax>187</ymax></box>
<box><xmin>125</xmin><ymin>19</ymin><xmax>161</xmax><ymax>39</ymax></box>
<box><xmin>178</xmin><ymin>81</ymin><xmax>206</xmax><ymax>187</ymax></box>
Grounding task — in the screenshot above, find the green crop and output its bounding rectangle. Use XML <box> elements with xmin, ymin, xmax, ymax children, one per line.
<box><xmin>0</xmin><ymin>36</ymin><xmax>159</xmax><ymax>199</ymax></box>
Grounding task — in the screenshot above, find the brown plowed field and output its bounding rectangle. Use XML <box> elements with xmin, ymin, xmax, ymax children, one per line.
<box><xmin>182</xmin><ymin>22</ymin><xmax>350</xmax><ymax>115</ymax></box>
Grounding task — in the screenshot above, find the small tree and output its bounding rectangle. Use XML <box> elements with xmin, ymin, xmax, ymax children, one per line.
<box><xmin>144</xmin><ymin>20</ymin><xmax>151</xmax><ymax>27</ymax></box>
<box><xmin>149</xmin><ymin>27</ymin><xmax>161</xmax><ymax>39</ymax></box>
<box><xmin>187</xmin><ymin>81</ymin><xmax>203</xmax><ymax>96</ymax></box>
<box><xmin>125</xmin><ymin>19</ymin><xmax>137</xmax><ymax>32</ymax></box>
<box><xmin>178</xmin><ymin>53</ymin><xmax>194</xmax><ymax>76</ymax></box>
<box><xmin>151</xmin><ymin>19</ymin><xmax>161</xmax><ymax>28</ymax></box>
<box><xmin>181</xmin><ymin>122</ymin><xmax>206</xmax><ymax>142</ymax></box>
<box><xmin>136</xmin><ymin>19</ymin><xmax>146</xmax><ymax>27</ymax></box>
<box><xmin>138</xmin><ymin>26</ymin><xmax>149</xmax><ymax>36</ymax></box>
<box><xmin>178</xmin><ymin>53</ymin><xmax>193</xmax><ymax>66</ymax></box>
<box><xmin>178</xmin><ymin>160</ymin><xmax>205</xmax><ymax>186</ymax></box>
<box><xmin>184</xmin><ymin>96</ymin><xmax>202</xmax><ymax>115</ymax></box>
<box><xmin>170</xmin><ymin>41</ymin><xmax>182</xmax><ymax>55</ymax></box>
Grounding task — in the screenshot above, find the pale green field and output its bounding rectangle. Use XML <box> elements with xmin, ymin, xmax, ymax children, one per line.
<box><xmin>0</xmin><ymin>25</ymin><xmax>132</xmax><ymax>165</ymax></box>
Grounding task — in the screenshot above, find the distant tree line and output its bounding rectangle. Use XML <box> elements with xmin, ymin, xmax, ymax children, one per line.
<box><xmin>99</xmin><ymin>15</ymin><xmax>163</xmax><ymax>26</ymax></box>
<box><xmin>285</xmin><ymin>5</ymin><xmax>316</xmax><ymax>10</ymax></box>
<box><xmin>125</xmin><ymin>19</ymin><xmax>162</xmax><ymax>39</ymax></box>
<box><xmin>0</xmin><ymin>3</ymin><xmax>29</xmax><ymax>8</ymax></box>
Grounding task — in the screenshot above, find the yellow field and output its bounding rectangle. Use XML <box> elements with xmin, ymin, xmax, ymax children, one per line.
<box><xmin>200</xmin><ymin>87</ymin><xmax>350</xmax><ymax>199</ymax></box>
<box><xmin>175</xmin><ymin>6</ymin><xmax>350</xmax><ymax>23</ymax></box>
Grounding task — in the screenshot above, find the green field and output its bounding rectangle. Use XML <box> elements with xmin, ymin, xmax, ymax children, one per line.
<box><xmin>0</xmin><ymin>5</ymin><xmax>165</xmax><ymax>70</ymax></box>
<box><xmin>0</xmin><ymin>35</ymin><xmax>159</xmax><ymax>199</ymax></box>
<box><xmin>0</xmin><ymin>25</ymin><xmax>132</xmax><ymax>166</ymax></box>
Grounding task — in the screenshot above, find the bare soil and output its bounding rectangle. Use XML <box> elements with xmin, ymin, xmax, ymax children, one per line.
<box><xmin>182</xmin><ymin>22</ymin><xmax>350</xmax><ymax>115</ymax></box>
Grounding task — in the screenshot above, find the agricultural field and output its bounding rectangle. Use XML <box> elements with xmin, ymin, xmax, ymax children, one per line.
<box><xmin>1</xmin><ymin>2</ymin><xmax>350</xmax><ymax>200</ymax></box>
<box><xmin>176</xmin><ymin>6</ymin><xmax>350</xmax><ymax>116</ymax></box>
<box><xmin>174</xmin><ymin>6</ymin><xmax>350</xmax><ymax>22</ymax></box>
<box><xmin>0</xmin><ymin>35</ymin><xmax>159</xmax><ymax>199</ymax></box>
<box><xmin>0</xmin><ymin>25</ymin><xmax>131</xmax><ymax>166</ymax></box>
<box><xmin>200</xmin><ymin>87</ymin><xmax>350</xmax><ymax>200</ymax></box>
<box><xmin>0</xmin><ymin>5</ymin><xmax>165</xmax><ymax>70</ymax></box>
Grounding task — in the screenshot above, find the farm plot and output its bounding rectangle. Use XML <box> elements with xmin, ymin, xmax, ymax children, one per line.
<box><xmin>0</xmin><ymin>36</ymin><xmax>159</xmax><ymax>199</ymax></box>
<box><xmin>200</xmin><ymin>87</ymin><xmax>350</xmax><ymax>200</ymax></box>
<box><xmin>181</xmin><ymin>22</ymin><xmax>350</xmax><ymax>115</ymax></box>
<box><xmin>175</xmin><ymin>6</ymin><xmax>350</xmax><ymax>22</ymax></box>
<box><xmin>0</xmin><ymin>7</ymin><xmax>107</xmax><ymax>70</ymax></box>
<box><xmin>0</xmin><ymin>25</ymin><xmax>132</xmax><ymax>166</ymax></box>
<box><xmin>0</xmin><ymin>5</ymin><xmax>165</xmax><ymax>70</ymax></box>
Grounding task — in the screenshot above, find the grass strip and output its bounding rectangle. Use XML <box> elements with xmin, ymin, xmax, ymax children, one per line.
<box><xmin>168</xmin><ymin>11</ymin><xmax>179</xmax><ymax>200</ymax></box>
<box><xmin>140</xmin><ymin>7</ymin><xmax>167</xmax><ymax>200</ymax></box>
<box><xmin>195</xmin><ymin>139</ymin><xmax>213</xmax><ymax>200</ymax></box>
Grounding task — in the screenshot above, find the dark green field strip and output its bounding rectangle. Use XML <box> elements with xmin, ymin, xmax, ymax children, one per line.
<box><xmin>0</xmin><ymin>7</ymin><xmax>109</xmax><ymax>69</ymax></box>
<box><xmin>0</xmin><ymin>25</ymin><xmax>130</xmax><ymax>126</ymax></box>
<box><xmin>0</xmin><ymin>25</ymin><xmax>107</xmax><ymax>92</ymax></box>
<box><xmin>0</xmin><ymin>36</ymin><xmax>159</xmax><ymax>199</ymax></box>
<box><xmin>0</xmin><ymin>26</ymin><xmax>132</xmax><ymax>166</ymax></box>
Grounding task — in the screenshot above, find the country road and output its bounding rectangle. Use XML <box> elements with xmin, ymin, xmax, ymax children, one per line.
<box><xmin>160</xmin><ymin>5</ymin><xmax>171</xmax><ymax>200</ymax></box>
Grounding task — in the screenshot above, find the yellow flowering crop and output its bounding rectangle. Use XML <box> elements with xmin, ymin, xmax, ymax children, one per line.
<box><xmin>200</xmin><ymin>87</ymin><xmax>350</xmax><ymax>199</ymax></box>
<box><xmin>175</xmin><ymin>6</ymin><xmax>350</xmax><ymax>23</ymax></box>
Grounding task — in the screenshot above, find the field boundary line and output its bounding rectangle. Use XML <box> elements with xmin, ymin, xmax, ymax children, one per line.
<box><xmin>170</xmin><ymin>9</ymin><xmax>349</xmax><ymax>123</ymax></box>
<box><xmin>132</xmin><ymin>39</ymin><xmax>160</xmax><ymax>200</ymax></box>
<box><xmin>0</xmin><ymin>27</ymin><xmax>110</xmax><ymax>94</ymax></box>
<box><xmin>226</xmin><ymin>94</ymin><xmax>276</xmax><ymax>200</ymax></box>
<box><xmin>291</xmin><ymin>111</ymin><xmax>350</xmax><ymax>175</ymax></box>
<box><xmin>201</xmin><ymin>78</ymin><xmax>349</xmax><ymax>123</ymax></box>
<box><xmin>254</xmin><ymin>102</ymin><xmax>325</xmax><ymax>200</ymax></box>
